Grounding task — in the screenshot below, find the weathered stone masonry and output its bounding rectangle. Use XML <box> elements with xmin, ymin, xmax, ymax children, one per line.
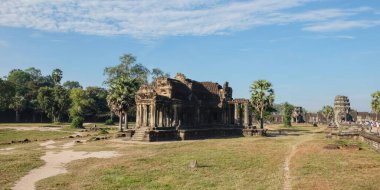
<box><xmin>132</xmin><ymin>73</ymin><xmax>252</xmax><ymax>141</ymax></box>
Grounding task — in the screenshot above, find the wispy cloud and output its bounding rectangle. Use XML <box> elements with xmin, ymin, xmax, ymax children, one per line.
<box><xmin>0</xmin><ymin>0</ymin><xmax>378</xmax><ymax>38</ymax></box>
<box><xmin>303</xmin><ymin>20</ymin><xmax>380</xmax><ymax>32</ymax></box>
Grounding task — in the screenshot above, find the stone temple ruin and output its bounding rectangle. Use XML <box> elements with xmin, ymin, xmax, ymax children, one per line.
<box><xmin>132</xmin><ymin>73</ymin><xmax>252</xmax><ymax>141</ymax></box>
<box><xmin>334</xmin><ymin>95</ymin><xmax>352</xmax><ymax>127</ymax></box>
<box><xmin>292</xmin><ymin>107</ymin><xmax>305</xmax><ymax>123</ymax></box>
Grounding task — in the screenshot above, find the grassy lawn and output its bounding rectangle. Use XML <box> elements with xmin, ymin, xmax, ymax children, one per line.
<box><xmin>1</xmin><ymin>125</ymin><xmax>380</xmax><ymax>190</ymax></box>
<box><xmin>36</xmin><ymin>137</ymin><xmax>293</xmax><ymax>190</ymax></box>
<box><xmin>0</xmin><ymin>143</ymin><xmax>45</xmax><ymax>190</ymax></box>
<box><xmin>291</xmin><ymin>135</ymin><xmax>380</xmax><ymax>189</ymax></box>
<box><xmin>0</xmin><ymin>129</ymin><xmax>74</xmax><ymax>143</ymax></box>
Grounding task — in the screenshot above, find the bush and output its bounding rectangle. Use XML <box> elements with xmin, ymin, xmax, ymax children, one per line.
<box><xmin>99</xmin><ymin>128</ymin><xmax>109</xmax><ymax>135</ymax></box>
<box><xmin>71</xmin><ymin>117</ymin><xmax>84</xmax><ymax>128</ymax></box>
<box><xmin>104</xmin><ymin>119</ymin><xmax>114</xmax><ymax>125</ymax></box>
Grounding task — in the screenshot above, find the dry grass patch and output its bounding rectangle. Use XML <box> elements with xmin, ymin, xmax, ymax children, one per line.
<box><xmin>0</xmin><ymin>143</ymin><xmax>44</xmax><ymax>190</ymax></box>
<box><xmin>36</xmin><ymin>137</ymin><xmax>292</xmax><ymax>190</ymax></box>
<box><xmin>292</xmin><ymin>136</ymin><xmax>380</xmax><ymax>190</ymax></box>
<box><xmin>0</xmin><ymin>129</ymin><xmax>73</xmax><ymax>143</ymax></box>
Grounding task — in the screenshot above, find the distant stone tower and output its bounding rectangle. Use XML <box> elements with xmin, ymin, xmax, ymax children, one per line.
<box><xmin>334</xmin><ymin>95</ymin><xmax>351</xmax><ymax>127</ymax></box>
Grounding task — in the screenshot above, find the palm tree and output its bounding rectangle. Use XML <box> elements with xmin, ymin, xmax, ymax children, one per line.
<box><xmin>250</xmin><ymin>80</ymin><xmax>275</xmax><ymax>129</ymax></box>
<box><xmin>321</xmin><ymin>105</ymin><xmax>334</xmax><ymax>125</ymax></box>
<box><xmin>52</xmin><ymin>69</ymin><xmax>63</xmax><ymax>85</ymax></box>
<box><xmin>107</xmin><ymin>76</ymin><xmax>140</xmax><ymax>132</ymax></box>
<box><xmin>371</xmin><ymin>91</ymin><xmax>380</xmax><ymax>121</ymax></box>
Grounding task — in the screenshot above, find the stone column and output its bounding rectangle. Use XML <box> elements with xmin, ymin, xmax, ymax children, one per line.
<box><xmin>234</xmin><ymin>103</ymin><xmax>239</xmax><ymax>125</ymax></box>
<box><xmin>143</xmin><ymin>105</ymin><xmax>147</xmax><ymax>127</ymax></box>
<box><xmin>136</xmin><ymin>104</ymin><xmax>140</xmax><ymax>126</ymax></box>
<box><xmin>244</xmin><ymin>103</ymin><xmax>249</xmax><ymax>127</ymax></box>
<box><xmin>173</xmin><ymin>105</ymin><xmax>178</xmax><ymax>126</ymax></box>
<box><xmin>158</xmin><ymin>106</ymin><xmax>163</xmax><ymax>127</ymax></box>
<box><xmin>150</xmin><ymin>104</ymin><xmax>156</xmax><ymax>128</ymax></box>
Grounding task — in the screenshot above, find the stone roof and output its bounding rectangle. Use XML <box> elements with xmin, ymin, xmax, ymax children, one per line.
<box><xmin>199</xmin><ymin>82</ymin><xmax>221</xmax><ymax>95</ymax></box>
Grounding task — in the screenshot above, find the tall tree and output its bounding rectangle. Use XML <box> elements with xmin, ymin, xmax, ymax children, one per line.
<box><xmin>69</xmin><ymin>88</ymin><xmax>96</xmax><ymax>126</ymax></box>
<box><xmin>282</xmin><ymin>102</ymin><xmax>294</xmax><ymax>127</ymax></box>
<box><xmin>321</xmin><ymin>105</ymin><xmax>334</xmax><ymax>124</ymax></box>
<box><xmin>38</xmin><ymin>86</ymin><xmax>70</xmax><ymax>122</ymax></box>
<box><xmin>250</xmin><ymin>80</ymin><xmax>275</xmax><ymax>129</ymax></box>
<box><xmin>107</xmin><ymin>76</ymin><xmax>140</xmax><ymax>131</ymax></box>
<box><xmin>0</xmin><ymin>79</ymin><xmax>15</xmax><ymax>111</ymax></box>
<box><xmin>371</xmin><ymin>91</ymin><xmax>380</xmax><ymax>121</ymax></box>
<box><xmin>104</xmin><ymin>53</ymin><xmax>149</xmax><ymax>129</ymax></box>
<box><xmin>63</xmin><ymin>81</ymin><xmax>83</xmax><ymax>90</ymax></box>
<box><xmin>86</xmin><ymin>86</ymin><xmax>109</xmax><ymax>116</ymax></box>
<box><xmin>9</xmin><ymin>94</ymin><xmax>27</xmax><ymax>122</ymax></box>
<box><xmin>52</xmin><ymin>69</ymin><xmax>63</xmax><ymax>85</ymax></box>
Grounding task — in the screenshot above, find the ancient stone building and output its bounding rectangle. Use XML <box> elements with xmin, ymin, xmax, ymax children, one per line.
<box><xmin>292</xmin><ymin>106</ymin><xmax>305</xmax><ymax>123</ymax></box>
<box><xmin>132</xmin><ymin>73</ymin><xmax>251</xmax><ymax>141</ymax></box>
<box><xmin>334</xmin><ymin>95</ymin><xmax>353</xmax><ymax>126</ymax></box>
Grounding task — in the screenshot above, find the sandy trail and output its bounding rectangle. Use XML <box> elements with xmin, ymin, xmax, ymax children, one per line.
<box><xmin>283</xmin><ymin>132</ymin><xmax>317</xmax><ymax>190</ymax></box>
<box><xmin>13</xmin><ymin>141</ymin><xmax>120</xmax><ymax>190</ymax></box>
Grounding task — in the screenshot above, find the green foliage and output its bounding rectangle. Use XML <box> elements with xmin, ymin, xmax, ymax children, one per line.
<box><xmin>52</xmin><ymin>69</ymin><xmax>63</xmax><ymax>85</ymax></box>
<box><xmin>37</xmin><ymin>86</ymin><xmax>70</xmax><ymax>122</ymax></box>
<box><xmin>105</xmin><ymin>119</ymin><xmax>114</xmax><ymax>125</ymax></box>
<box><xmin>69</xmin><ymin>88</ymin><xmax>96</xmax><ymax>119</ymax></box>
<box><xmin>104</xmin><ymin>53</ymin><xmax>149</xmax><ymax>86</ymax></box>
<box><xmin>70</xmin><ymin>117</ymin><xmax>84</xmax><ymax>128</ymax></box>
<box><xmin>0</xmin><ymin>79</ymin><xmax>15</xmax><ymax>110</ymax></box>
<box><xmin>151</xmin><ymin>68</ymin><xmax>170</xmax><ymax>81</ymax></box>
<box><xmin>250</xmin><ymin>80</ymin><xmax>275</xmax><ymax>129</ymax></box>
<box><xmin>99</xmin><ymin>128</ymin><xmax>109</xmax><ymax>134</ymax></box>
<box><xmin>86</xmin><ymin>86</ymin><xmax>109</xmax><ymax>115</ymax></box>
<box><xmin>282</xmin><ymin>102</ymin><xmax>294</xmax><ymax>127</ymax></box>
<box><xmin>107</xmin><ymin>76</ymin><xmax>140</xmax><ymax>115</ymax></box>
<box><xmin>371</xmin><ymin>91</ymin><xmax>380</xmax><ymax>120</ymax></box>
<box><xmin>321</xmin><ymin>105</ymin><xmax>334</xmax><ymax>124</ymax></box>
<box><xmin>63</xmin><ymin>81</ymin><xmax>82</xmax><ymax>90</ymax></box>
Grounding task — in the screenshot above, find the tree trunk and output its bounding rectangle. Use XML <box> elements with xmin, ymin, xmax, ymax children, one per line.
<box><xmin>32</xmin><ymin>112</ymin><xmax>36</xmax><ymax>123</ymax></box>
<box><xmin>260</xmin><ymin>110</ymin><xmax>264</xmax><ymax>129</ymax></box>
<box><xmin>119</xmin><ymin>113</ymin><xmax>123</xmax><ymax>132</ymax></box>
<box><xmin>15</xmin><ymin>110</ymin><xmax>20</xmax><ymax>123</ymax></box>
<box><xmin>124</xmin><ymin>112</ymin><xmax>128</xmax><ymax>129</ymax></box>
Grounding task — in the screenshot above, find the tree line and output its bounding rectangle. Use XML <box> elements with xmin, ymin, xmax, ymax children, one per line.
<box><xmin>0</xmin><ymin>53</ymin><xmax>168</xmax><ymax>128</ymax></box>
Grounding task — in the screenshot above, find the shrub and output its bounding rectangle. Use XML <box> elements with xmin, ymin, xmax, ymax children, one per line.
<box><xmin>99</xmin><ymin>128</ymin><xmax>109</xmax><ymax>135</ymax></box>
<box><xmin>71</xmin><ymin>117</ymin><xmax>84</xmax><ymax>128</ymax></box>
<box><xmin>105</xmin><ymin>119</ymin><xmax>114</xmax><ymax>125</ymax></box>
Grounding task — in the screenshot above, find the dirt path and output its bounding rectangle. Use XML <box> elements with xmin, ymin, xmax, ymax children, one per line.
<box><xmin>13</xmin><ymin>141</ymin><xmax>121</xmax><ymax>190</ymax></box>
<box><xmin>283</xmin><ymin>132</ymin><xmax>317</xmax><ymax>190</ymax></box>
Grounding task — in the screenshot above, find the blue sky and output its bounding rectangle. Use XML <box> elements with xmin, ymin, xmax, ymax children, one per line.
<box><xmin>0</xmin><ymin>0</ymin><xmax>379</xmax><ymax>112</ymax></box>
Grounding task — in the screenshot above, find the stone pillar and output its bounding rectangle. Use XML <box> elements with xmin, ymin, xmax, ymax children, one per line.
<box><xmin>158</xmin><ymin>106</ymin><xmax>163</xmax><ymax>127</ymax></box>
<box><xmin>244</xmin><ymin>103</ymin><xmax>249</xmax><ymax>127</ymax></box>
<box><xmin>143</xmin><ymin>105</ymin><xmax>147</xmax><ymax>127</ymax></box>
<box><xmin>173</xmin><ymin>105</ymin><xmax>178</xmax><ymax>126</ymax></box>
<box><xmin>150</xmin><ymin>104</ymin><xmax>156</xmax><ymax>128</ymax></box>
<box><xmin>234</xmin><ymin>103</ymin><xmax>239</xmax><ymax>125</ymax></box>
<box><xmin>136</xmin><ymin>104</ymin><xmax>140</xmax><ymax>126</ymax></box>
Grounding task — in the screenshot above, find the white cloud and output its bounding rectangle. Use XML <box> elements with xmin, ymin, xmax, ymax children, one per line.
<box><xmin>303</xmin><ymin>20</ymin><xmax>380</xmax><ymax>32</ymax></box>
<box><xmin>0</xmin><ymin>0</ymin><xmax>378</xmax><ymax>38</ymax></box>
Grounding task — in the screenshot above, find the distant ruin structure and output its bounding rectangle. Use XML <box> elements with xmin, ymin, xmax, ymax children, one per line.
<box><xmin>132</xmin><ymin>73</ymin><xmax>252</xmax><ymax>141</ymax></box>
<box><xmin>334</xmin><ymin>95</ymin><xmax>352</xmax><ymax>127</ymax></box>
<box><xmin>292</xmin><ymin>106</ymin><xmax>305</xmax><ymax>123</ymax></box>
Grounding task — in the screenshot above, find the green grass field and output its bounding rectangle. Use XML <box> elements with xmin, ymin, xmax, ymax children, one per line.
<box><xmin>1</xmin><ymin>124</ymin><xmax>380</xmax><ymax>190</ymax></box>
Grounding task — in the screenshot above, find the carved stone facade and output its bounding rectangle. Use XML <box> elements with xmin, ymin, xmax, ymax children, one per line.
<box><xmin>133</xmin><ymin>73</ymin><xmax>251</xmax><ymax>141</ymax></box>
<box><xmin>334</xmin><ymin>95</ymin><xmax>352</xmax><ymax>127</ymax></box>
